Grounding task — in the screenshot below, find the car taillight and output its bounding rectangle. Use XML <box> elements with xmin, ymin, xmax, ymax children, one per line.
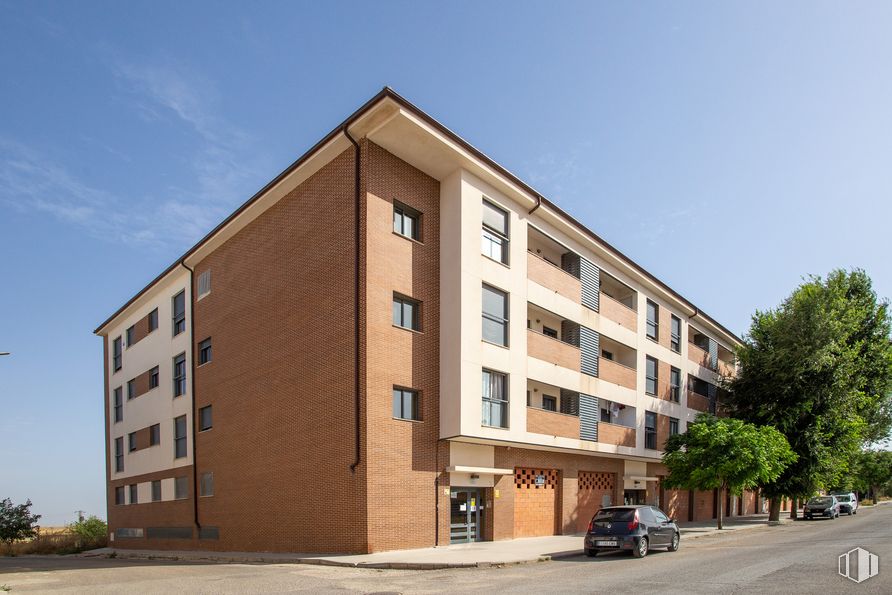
<box><xmin>587</xmin><ymin>519</ymin><xmax>594</xmax><ymax>533</ymax></box>
<box><xmin>627</xmin><ymin>510</ymin><xmax>639</xmax><ymax>531</ymax></box>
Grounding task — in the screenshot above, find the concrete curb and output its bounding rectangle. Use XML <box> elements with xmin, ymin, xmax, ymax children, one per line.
<box><xmin>83</xmin><ymin>522</ymin><xmax>784</xmax><ymax>571</ymax></box>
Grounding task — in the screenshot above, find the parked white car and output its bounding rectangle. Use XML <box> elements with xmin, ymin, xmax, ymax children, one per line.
<box><xmin>833</xmin><ymin>492</ymin><xmax>858</xmax><ymax>515</ymax></box>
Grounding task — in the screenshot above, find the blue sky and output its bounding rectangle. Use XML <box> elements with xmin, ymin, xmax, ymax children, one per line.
<box><xmin>1</xmin><ymin>1</ymin><xmax>890</xmax><ymax>525</ymax></box>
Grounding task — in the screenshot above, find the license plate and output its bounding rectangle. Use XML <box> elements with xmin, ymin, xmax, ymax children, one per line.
<box><xmin>596</xmin><ymin>540</ymin><xmax>617</xmax><ymax>547</ymax></box>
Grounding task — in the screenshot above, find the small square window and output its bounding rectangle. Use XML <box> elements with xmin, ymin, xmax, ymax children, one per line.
<box><xmin>198</xmin><ymin>338</ymin><xmax>212</xmax><ymax>365</ymax></box>
<box><xmin>149</xmin><ymin>423</ymin><xmax>160</xmax><ymax>446</ymax></box>
<box><xmin>542</xmin><ymin>395</ymin><xmax>557</xmax><ymax>411</ymax></box>
<box><xmin>392</xmin><ymin>388</ymin><xmax>420</xmax><ymax>421</ymax></box>
<box><xmin>393</xmin><ymin>201</ymin><xmax>422</xmax><ymax>241</ymax></box>
<box><xmin>174</xmin><ymin>476</ymin><xmax>188</xmax><ymax>500</ymax></box>
<box><xmin>151</xmin><ymin>480</ymin><xmax>161</xmax><ymax>502</ymax></box>
<box><xmin>669</xmin><ymin>417</ymin><xmax>680</xmax><ymax>436</ymax></box>
<box><xmin>200</xmin><ymin>472</ymin><xmax>214</xmax><ymax>497</ymax></box>
<box><xmin>392</xmin><ymin>295</ymin><xmax>421</xmax><ymax>331</ymax></box>
<box><xmin>199</xmin><ymin>405</ymin><xmax>212</xmax><ymax>431</ymax></box>
<box><xmin>197</xmin><ymin>270</ymin><xmax>211</xmax><ymax>299</ymax></box>
<box><xmin>149</xmin><ymin>366</ymin><xmax>159</xmax><ymax>389</ymax></box>
<box><xmin>542</xmin><ymin>326</ymin><xmax>558</xmax><ymax>339</ymax></box>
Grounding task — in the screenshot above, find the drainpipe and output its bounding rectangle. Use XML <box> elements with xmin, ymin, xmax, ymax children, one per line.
<box><xmin>344</xmin><ymin>125</ymin><xmax>362</xmax><ymax>474</ymax></box>
<box><xmin>527</xmin><ymin>194</ymin><xmax>542</xmax><ymax>215</ymax></box>
<box><xmin>181</xmin><ymin>262</ymin><xmax>201</xmax><ymax>531</ymax></box>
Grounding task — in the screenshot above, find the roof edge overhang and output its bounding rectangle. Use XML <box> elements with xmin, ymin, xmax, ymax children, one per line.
<box><xmin>95</xmin><ymin>86</ymin><xmax>741</xmax><ymax>347</ymax></box>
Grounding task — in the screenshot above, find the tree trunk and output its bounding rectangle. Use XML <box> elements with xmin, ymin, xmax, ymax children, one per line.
<box><xmin>789</xmin><ymin>497</ymin><xmax>798</xmax><ymax>520</ymax></box>
<box><xmin>769</xmin><ymin>497</ymin><xmax>781</xmax><ymax>522</ymax></box>
<box><xmin>717</xmin><ymin>484</ymin><xmax>725</xmax><ymax>530</ymax></box>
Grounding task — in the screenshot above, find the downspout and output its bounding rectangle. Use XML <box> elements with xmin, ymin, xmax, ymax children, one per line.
<box><xmin>181</xmin><ymin>262</ymin><xmax>201</xmax><ymax>531</ymax></box>
<box><xmin>527</xmin><ymin>194</ymin><xmax>542</xmax><ymax>215</ymax></box>
<box><xmin>344</xmin><ymin>126</ymin><xmax>362</xmax><ymax>474</ymax></box>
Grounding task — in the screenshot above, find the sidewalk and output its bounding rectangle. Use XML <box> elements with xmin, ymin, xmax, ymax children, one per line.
<box><xmin>83</xmin><ymin>514</ymin><xmax>776</xmax><ymax>570</ymax></box>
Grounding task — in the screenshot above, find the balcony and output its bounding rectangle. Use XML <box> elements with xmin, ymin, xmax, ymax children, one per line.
<box><xmin>527</xmin><ymin>303</ymin><xmax>581</xmax><ymax>372</ymax></box>
<box><xmin>717</xmin><ymin>344</ymin><xmax>736</xmax><ymax>377</ymax></box>
<box><xmin>687</xmin><ymin>389</ymin><xmax>711</xmax><ymax>413</ymax></box>
<box><xmin>526</xmin><ymin>406</ymin><xmax>580</xmax><ymax>439</ymax></box>
<box><xmin>527</xmin><ymin>251</ymin><xmax>581</xmax><ymax>303</ymax></box>
<box><xmin>598</xmin><ymin>335</ymin><xmax>637</xmax><ymax>390</ymax></box>
<box><xmin>599</xmin><ymin>271</ymin><xmax>637</xmax><ymax>331</ymax></box>
<box><xmin>687</xmin><ymin>341</ymin><xmax>712</xmax><ymax>369</ymax></box>
<box><xmin>597</xmin><ymin>422</ymin><xmax>636</xmax><ymax>448</ymax></box>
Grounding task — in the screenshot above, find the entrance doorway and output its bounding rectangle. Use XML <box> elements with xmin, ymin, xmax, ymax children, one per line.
<box><xmin>624</xmin><ymin>489</ymin><xmax>646</xmax><ymax>505</ymax></box>
<box><xmin>450</xmin><ymin>489</ymin><xmax>483</xmax><ymax>543</ymax></box>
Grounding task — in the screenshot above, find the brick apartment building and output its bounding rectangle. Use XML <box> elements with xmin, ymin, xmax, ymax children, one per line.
<box><xmin>95</xmin><ymin>88</ymin><xmax>756</xmax><ymax>553</ymax></box>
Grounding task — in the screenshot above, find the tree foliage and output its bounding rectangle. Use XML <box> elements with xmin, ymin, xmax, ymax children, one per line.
<box><xmin>662</xmin><ymin>414</ymin><xmax>796</xmax><ymax>529</ymax></box>
<box><xmin>0</xmin><ymin>498</ymin><xmax>41</xmax><ymax>554</ymax></box>
<box><xmin>68</xmin><ymin>516</ymin><xmax>107</xmax><ymax>544</ymax></box>
<box><xmin>723</xmin><ymin>269</ymin><xmax>892</xmax><ymax>508</ymax></box>
<box><xmin>849</xmin><ymin>449</ymin><xmax>892</xmax><ymax>499</ymax></box>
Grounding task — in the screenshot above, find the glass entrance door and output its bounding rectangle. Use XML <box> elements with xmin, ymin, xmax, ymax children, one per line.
<box><xmin>450</xmin><ymin>489</ymin><xmax>483</xmax><ymax>543</ymax></box>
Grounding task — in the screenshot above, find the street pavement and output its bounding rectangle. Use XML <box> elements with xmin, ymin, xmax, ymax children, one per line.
<box><xmin>1</xmin><ymin>505</ymin><xmax>890</xmax><ymax>593</ymax></box>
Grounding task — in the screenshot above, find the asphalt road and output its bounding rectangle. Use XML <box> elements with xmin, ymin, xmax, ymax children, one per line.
<box><xmin>2</xmin><ymin>505</ymin><xmax>890</xmax><ymax>594</ymax></box>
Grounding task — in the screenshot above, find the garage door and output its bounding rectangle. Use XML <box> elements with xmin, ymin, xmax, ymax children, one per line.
<box><xmin>576</xmin><ymin>471</ymin><xmax>615</xmax><ymax>533</ymax></box>
<box><xmin>514</xmin><ymin>468</ymin><xmax>559</xmax><ymax>538</ymax></box>
<box><xmin>692</xmin><ymin>489</ymin><xmax>715</xmax><ymax>521</ymax></box>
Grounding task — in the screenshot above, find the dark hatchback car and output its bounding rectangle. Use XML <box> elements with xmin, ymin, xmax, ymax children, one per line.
<box><xmin>804</xmin><ymin>496</ymin><xmax>840</xmax><ymax>520</ymax></box>
<box><xmin>584</xmin><ymin>505</ymin><xmax>680</xmax><ymax>558</ymax></box>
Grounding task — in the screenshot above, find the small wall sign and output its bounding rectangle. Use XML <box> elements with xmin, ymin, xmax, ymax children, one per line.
<box><xmin>535</xmin><ymin>474</ymin><xmax>546</xmax><ymax>486</ymax></box>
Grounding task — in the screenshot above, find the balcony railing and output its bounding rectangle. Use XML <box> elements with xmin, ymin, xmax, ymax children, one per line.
<box><xmin>597</xmin><ymin>422</ymin><xmax>636</xmax><ymax>448</ymax></box>
<box><xmin>687</xmin><ymin>343</ymin><xmax>715</xmax><ymax>371</ymax></box>
<box><xmin>687</xmin><ymin>390</ymin><xmax>711</xmax><ymax>413</ymax></box>
<box><xmin>718</xmin><ymin>358</ymin><xmax>735</xmax><ymax>377</ymax></box>
<box><xmin>527</xmin><ymin>328</ymin><xmax>580</xmax><ymax>372</ymax></box>
<box><xmin>526</xmin><ymin>406</ymin><xmax>580</xmax><ymax>439</ymax></box>
<box><xmin>598</xmin><ymin>357</ymin><xmax>637</xmax><ymax>390</ymax></box>
<box><xmin>599</xmin><ymin>292</ymin><xmax>637</xmax><ymax>331</ymax></box>
<box><xmin>527</xmin><ymin>251</ymin><xmax>581</xmax><ymax>303</ymax></box>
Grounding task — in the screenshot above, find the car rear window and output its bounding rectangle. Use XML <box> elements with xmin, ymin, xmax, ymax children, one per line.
<box><xmin>593</xmin><ymin>508</ymin><xmax>635</xmax><ymax>523</ymax></box>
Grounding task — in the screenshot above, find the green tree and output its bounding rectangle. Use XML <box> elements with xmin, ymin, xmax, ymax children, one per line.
<box><xmin>68</xmin><ymin>516</ymin><xmax>108</xmax><ymax>548</ymax></box>
<box><xmin>851</xmin><ymin>449</ymin><xmax>892</xmax><ymax>501</ymax></box>
<box><xmin>724</xmin><ymin>269</ymin><xmax>892</xmax><ymax>521</ymax></box>
<box><xmin>662</xmin><ymin>414</ymin><xmax>796</xmax><ymax>529</ymax></box>
<box><xmin>0</xmin><ymin>498</ymin><xmax>41</xmax><ymax>555</ymax></box>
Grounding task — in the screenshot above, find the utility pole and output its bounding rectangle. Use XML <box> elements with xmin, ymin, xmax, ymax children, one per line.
<box><xmin>75</xmin><ymin>510</ymin><xmax>85</xmax><ymax>523</ymax></box>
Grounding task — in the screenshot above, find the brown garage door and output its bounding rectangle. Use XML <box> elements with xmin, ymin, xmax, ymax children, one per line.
<box><xmin>576</xmin><ymin>471</ymin><xmax>615</xmax><ymax>533</ymax></box>
<box><xmin>514</xmin><ymin>468</ymin><xmax>559</xmax><ymax>538</ymax></box>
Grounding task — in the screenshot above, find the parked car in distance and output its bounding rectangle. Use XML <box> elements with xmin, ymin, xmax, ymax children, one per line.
<box><xmin>584</xmin><ymin>505</ymin><xmax>680</xmax><ymax>558</ymax></box>
<box><xmin>833</xmin><ymin>492</ymin><xmax>858</xmax><ymax>515</ymax></box>
<box><xmin>804</xmin><ymin>495</ymin><xmax>840</xmax><ymax>520</ymax></box>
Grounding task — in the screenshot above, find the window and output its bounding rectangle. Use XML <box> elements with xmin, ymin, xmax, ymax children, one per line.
<box><xmin>174</xmin><ymin>476</ymin><xmax>188</xmax><ymax>500</ymax></box>
<box><xmin>148</xmin><ymin>308</ymin><xmax>159</xmax><ymax>332</ymax></box>
<box><xmin>646</xmin><ymin>300</ymin><xmax>659</xmax><ymax>340</ymax></box>
<box><xmin>200</xmin><ymin>472</ymin><xmax>214</xmax><ymax>497</ymax></box>
<box><xmin>645</xmin><ymin>411</ymin><xmax>657</xmax><ymax>450</ymax></box>
<box><xmin>114</xmin><ymin>437</ymin><xmax>124</xmax><ymax>472</ymax></box>
<box><xmin>115</xmin><ymin>486</ymin><xmax>125</xmax><ymax>505</ymax></box>
<box><xmin>482</xmin><ymin>369</ymin><xmax>509</xmax><ymax>428</ymax></box>
<box><xmin>653</xmin><ymin>508</ymin><xmax>670</xmax><ymax>524</ymax></box>
<box><xmin>128</xmin><ymin>432</ymin><xmax>137</xmax><ymax>452</ymax></box>
<box><xmin>149</xmin><ymin>423</ymin><xmax>160</xmax><ymax>446</ymax></box>
<box><xmin>670</xmin><ymin>315</ymin><xmax>681</xmax><ymax>352</ymax></box>
<box><xmin>669</xmin><ymin>367</ymin><xmax>681</xmax><ymax>402</ymax></box>
<box><xmin>600</xmin><ymin>407</ymin><xmax>611</xmax><ymax>422</ymax></box>
<box><xmin>113</xmin><ymin>336</ymin><xmax>122</xmax><ymax>371</ymax></box>
<box><xmin>113</xmin><ymin>387</ymin><xmax>123</xmax><ymax>423</ymax></box>
<box><xmin>481</xmin><ymin>199</ymin><xmax>509</xmax><ymax>264</ymax></box>
<box><xmin>669</xmin><ymin>417</ymin><xmax>680</xmax><ymax>436</ymax></box>
<box><xmin>198</xmin><ymin>338</ymin><xmax>212</xmax><ymax>365</ymax></box>
<box><xmin>542</xmin><ymin>395</ymin><xmax>557</xmax><ymax>412</ymax></box>
<box><xmin>392</xmin><ymin>295</ymin><xmax>421</xmax><ymax>331</ymax></box>
<box><xmin>172</xmin><ymin>290</ymin><xmax>186</xmax><ymax>336</ymax></box>
<box><xmin>392</xmin><ymin>388</ymin><xmax>420</xmax><ymax>421</ymax></box>
<box><xmin>199</xmin><ymin>405</ymin><xmax>213</xmax><ymax>431</ymax></box>
<box><xmin>149</xmin><ymin>366</ymin><xmax>159</xmax><ymax>389</ymax></box>
<box><xmin>127</xmin><ymin>379</ymin><xmax>135</xmax><ymax>400</ymax></box>
<box><xmin>482</xmin><ymin>284</ymin><xmax>509</xmax><ymax>346</ymax></box>
<box><xmin>174</xmin><ymin>415</ymin><xmax>187</xmax><ymax>459</ymax></box>
<box><xmin>197</xmin><ymin>270</ymin><xmax>211</xmax><ymax>299</ymax></box>
<box><xmin>393</xmin><ymin>201</ymin><xmax>421</xmax><ymax>241</ymax></box>
<box><xmin>129</xmin><ymin>484</ymin><xmax>138</xmax><ymax>505</ymax></box>
<box><xmin>173</xmin><ymin>353</ymin><xmax>186</xmax><ymax>397</ymax></box>
<box><xmin>151</xmin><ymin>480</ymin><xmax>161</xmax><ymax>502</ymax></box>
<box><xmin>542</xmin><ymin>326</ymin><xmax>558</xmax><ymax>339</ymax></box>
<box><xmin>601</xmin><ymin>349</ymin><xmax>614</xmax><ymax>361</ymax></box>
<box><xmin>645</xmin><ymin>356</ymin><xmax>658</xmax><ymax>396</ymax></box>
<box><xmin>126</xmin><ymin>325</ymin><xmax>135</xmax><ymax>348</ymax></box>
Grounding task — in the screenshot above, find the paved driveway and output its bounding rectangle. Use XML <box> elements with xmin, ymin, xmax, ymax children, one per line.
<box><xmin>2</xmin><ymin>506</ymin><xmax>890</xmax><ymax>593</ymax></box>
